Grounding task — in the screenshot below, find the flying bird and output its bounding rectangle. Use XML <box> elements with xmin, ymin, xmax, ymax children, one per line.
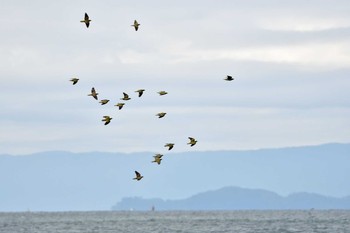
<box><xmin>156</xmin><ymin>112</ymin><xmax>167</xmax><ymax>118</ymax></box>
<box><xmin>135</xmin><ymin>89</ymin><xmax>145</xmax><ymax>97</ymax></box>
<box><xmin>99</xmin><ymin>99</ymin><xmax>110</xmax><ymax>105</ymax></box>
<box><xmin>187</xmin><ymin>137</ymin><xmax>197</xmax><ymax>147</ymax></box>
<box><xmin>164</xmin><ymin>143</ymin><xmax>174</xmax><ymax>151</ymax></box>
<box><xmin>88</xmin><ymin>87</ymin><xmax>98</xmax><ymax>100</ymax></box>
<box><xmin>152</xmin><ymin>156</ymin><xmax>162</xmax><ymax>165</ymax></box>
<box><xmin>120</xmin><ymin>92</ymin><xmax>131</xmax><ymax>101</ymax></box>
<box><xmin>153</xmin><ymin>153</ymin><xmax>163</xmax><ymax>160</ymax></box>
<box><xmin>133</xmin><ymin>171</ymin><xmax>143</xmax><ymax>181</ymax></box>
<box><xmin>101</xmin><ymin>116</ymin><xmax>112</xmax><ymax>125</ymax></box>
<box><xmin>80</xmin><ymin>13</ymin><xmax>91</xmax><ymax>28</ymax></box>
<box><xmin>158</xmin><ymin>91</ymin><xmax>168</xmax><ymax>96</ymax></box>
<box><xmin>131</xmin><ymin>20</ymin><xmax>140</xmax><ymax>31</ymax></box>
<box><xmin>114</xmin><ymin>103</ymin><xmax>125</xmax><ymax>110</ymax></box>
<box><xmin>224</xmin><ymin>75</ymin><xmax>234</xmax><ymax>81</ymax></box>
<box><xmin>69</xmin><ymin>78</ymin><xmax>79</xmax><ymax>85</ymax></box>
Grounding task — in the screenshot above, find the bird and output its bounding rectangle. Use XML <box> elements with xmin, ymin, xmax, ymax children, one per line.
<box><xmin>187</xmin><ymin>137</ymin><xmax>197</xmax><ymax>147</ymax></box>
<box><xmin>131</xmin><ymin>20</ymin><xmax>140</xmax><ymax>31</ymax></box>
<box><xmin>158</xmin><ymin>91</ymin><xmax>168</xmax><ymax>96</ymax></box>
<box><xmin>120</xmin><ymin>92</ymin><xmax>131</xmax><ymax>101</ymax></box>
<box><xmin>114</xmin><ymin>103</ymin><xmax>125</xmax><ymax>110</ymax></box>
<box><xmin>152</xmin><ymin>156</ymin><xmax>162</xmax><ymax>165</ymax></box>
<box><xmin>88</xmin><ymin>87</ymin><xmax>98</xmax><ymax>100</ymax></box>
<box><xmin>224</xmin><ymin>75</ymin><xmax>234</xmax><ymax>81</ymax></box>
<box><xmin>69</xmin><ymin>78</ymin><xmax>79</xmax><ymax>85</ymax></box>
<box><xmin>101</xmin><ymin>116</ymin><xmax>112</xmax><ymax>125</ymax></box>
<box><xmin>135</xmin><ymin>89</ymin><xmax>145</xmax><ymax>97</ymax></box>
<box><xmin>99</xmin><ymin>99</ymin><xmax>110</xmax><ymax>105</ymax></box>
<box><xmin>164</xmin><ymin>143</ymin><xmax>174</xmax><ymax>150</ymax></box>
<box><xmin>80</xmin><ymin>13</ymin><xmax>91</xmax><ymax>28</ymax></box>
<box><xmin>153</xmin><ymin>153</ymin><xmax>163</xmax><ymax>159</ymax></box>
<box><xmin>156</xmin><ymin>112</ymin><xmax>167</xmax><ymax>118</ymax></box>
<box><xmin>133</xmin><ymin>171</ymin><xmax>143</xmax><ymax>181</ymax></box>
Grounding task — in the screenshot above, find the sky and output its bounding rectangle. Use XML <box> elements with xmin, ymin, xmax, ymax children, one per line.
<box><xmin>1</xmin><ymin>0</ymin><xmax>350</xmax><ymax>155</ymax></box>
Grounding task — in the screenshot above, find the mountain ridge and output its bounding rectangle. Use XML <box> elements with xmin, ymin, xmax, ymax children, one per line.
<box><xmin>112</xmin><ymin>186</ymin><xmax>350</xmax><ymax>211</ymax></box>
<box><xmin>0</xmin><ymin>143</ymin><xmax>349</xmax><ymax>211</ymax></box>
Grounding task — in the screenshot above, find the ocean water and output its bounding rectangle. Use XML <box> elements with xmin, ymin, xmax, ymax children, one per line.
<box><xmin>0</xmin><ymin>210</ymin><xmax>349</xmax><ymax>233</ymax></box>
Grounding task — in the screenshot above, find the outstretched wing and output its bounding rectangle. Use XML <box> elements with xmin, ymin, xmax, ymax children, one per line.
<box><xmin>123</xmin><ymin>92</ymin><xmax>129</xmax><ymax>98</ymax></box>
<box><xmin>85</xmin><ymin>13</ymin><xmax>89</xmax><ymax>20</ymax></box>
<box><xmin>135</xmin><ymin>171</ymin><xmax>141</xmax><ymax>177</ymax></box>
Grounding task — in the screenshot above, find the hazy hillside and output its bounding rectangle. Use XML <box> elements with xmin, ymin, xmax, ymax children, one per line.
<box><xmin>0</xmin><ymin>143</ymin><xmax>349</xmax><ymax>211</ymax></box>
<box><xmin>112</xmin><ymin>186</ymin><xmax>350</xmax><ymax>211</ymax></box>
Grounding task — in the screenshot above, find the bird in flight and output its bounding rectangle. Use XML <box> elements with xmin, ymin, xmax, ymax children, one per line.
<box><xmin>131</xmin><ymin>20</ymin><xmax>140</xmax><ymax>31</ymax></box>
<box><xmin>101</xmin><ymin>116</ymin><xmax>112</xmax><ymax>125</ymax></box>
<box><xmin>99</xmin><ymin>99</ymin><xmax>110</xmax><ymax>105</ymax></box>
<box><xmin>120</xmin><ymin>92</ymin><xmax>131</xmax><ymax>101</ymax></box>
<box><xmin>135</xmin><ymin>89</ymin><xmax>145</xmax><ymax>97</ymax></box>
<box><xmin>187</xmin><ymin>137</ymin><xmax>197</xmax><ymax>147</ymax></box>
<box><xmin>80</xmin><ymin>13</ymin><xmax>91</xmax><ymax>28</ymax></box>
<box><xmin>70</xmin><ymin>78</ymin><xmax>79</xmax><ymax>85</ymax></box>
<box><xmin>152</xmin><ymin>156</ymin><xmax>162</xmax><ymax>165</ymax></box>
<box><xmin>114</xmin><ymin>103</ymin><xmax>125</xmax><ymax>110</ymax></box>
<box><xmin>156</xmin><ymin>112</ymin><xmax>167</xmax><ymax>118</ymax></box>
<box><xmin>88</xmin><ymin>87</ymin><xmax>98</xmax><ymax>100</ymax></box>
<box><xmin>164</xmin><ymin>143</ymin><xmax>174</xmax><ymax>150</ymax></box>
<box><xmin>153</xmin><ymin>153</ymin><xmax>163</xmax><ymax>160</ymax></box>
<box><xmin>133</xmin><ymin>171</ymin><xmax>143</xmax><ymax>181</ymax></box>
<box><xmin>224</xmin><ymin>75</ymin><xmax>234</xmax><ymax>81</ymax></box>
<box><xmin>158</xmin><ymin>91</ymin><xmax>168</xmax><ymax>96</ymax></box>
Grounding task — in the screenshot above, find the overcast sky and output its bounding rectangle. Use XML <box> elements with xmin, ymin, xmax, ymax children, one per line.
<box><xmin>1</xmin><ymin>0</ymin><xmax>349</xmax><ymax>155</ymax></box>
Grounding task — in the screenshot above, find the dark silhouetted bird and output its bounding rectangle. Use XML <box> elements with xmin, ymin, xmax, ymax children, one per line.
<box><xmin>102</xmin><ymin>116</ymin><xmax>112</xmax><ymax>125</ymax></box>
<box><xmin>80</xmin><ymin>13</ymin><xmax>91</xmax><ymax>28</ymax></box>
<box><xmin>114</xmin><ymin>103</ymin><xmax>125</xmax><ymax>110</ymax></box>
<box><xmin>131</xmin><ymin>20</ymin><xmax>140</xmax><ymax>31</ymax></box>
<box><xmin>187</xmin><ymin>137</ymin><xmax>197</xmax><ymax>147</ymax></box>
<box><xmin>156</xmin><ymin>112</ymin><xmax>167</xmax><ymax>118</ymax></box>
<box><xmin>120</xmin><ymin>92</ymin><xmax>131</xmax><ymax>101</ymax></box>
<box><xmin>135</xmin><ymin>89</ymin><xmax>145</xmax><ymax>97</ymax></box>
<box><xmin>133</xmin><ymin>171</ymin><xmax>143</xmax><ymax>181</ymax></box>
<box><xmin>99</xmin><ymin>99</ymin><xmax>110</xmax><ymax>105</ymax></box>
<box><xmin>224</xmin><ymin>75</ymin><xmax>234</xmax><ymax>81</ymax></box>
<box><xmin>164</xmin><ymin>143</ymin><xmax>174</xmax><ymax>150</ymax></box>
<box><xmin>88</xmin><ymin>87</ymin><xmax>98</xmax><ymax>100</ymax></box>
<box><xmin>70</xmin><ymin>78</ymin><xmax>79</xmax><ymax>85</ymax></box>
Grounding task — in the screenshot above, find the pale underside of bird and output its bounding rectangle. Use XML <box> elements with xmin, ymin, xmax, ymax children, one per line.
<box><xmin>70</xmin><ymin>78</ymin><xmax>79</xmax><ymax>85</ymax></box>
<box><xmin>187</xmin><ymin>137</ymin><xmax>197</xmax><ymax>147</ymax></box>
<box><xmin>158</xmin><ymin>91</ymin><xmax>168</xmax><ymax>96</ymax></box>
<box><xmin>102</xmin><ymin>116</ymin><xmax>112</xmax><ymax>125</ymax></box>
<box><xmin>152</xmin><ymin>156</ymin><xmax>162</xmax><ymax>165</ymax></box>
<box><xmin>156</xmin><ymin>112</ymin><xmax>167</xmax><ymax>118</ymax></box>
<box><xmin>164</xmin><ymin>143</ymin><xmax>174</xmax><ymax>150</ymax></box>
<box><xmin>135</xmin><ymin>89</ymin><xmax>145</xmax><ymax>97</ymax></box>
<box><xmin>133</xmin><ymin>171</ymin><xmax>143</xmax><ymax>181</ymax></box>
<box><xmin>80</xmin><ymin>13</ymin><xmax>91</xmax><ymax>28</ymax></box>
<box><xmin>132</xmin><ymin>20</ymin><xmax>140</xmax><ymax>31</ymax></box>
<box><xmin>88</xmin><ymin>87</ymin><xmax>98</xmax><ymax>100</ymax></box>
<box><xmin>224</xmin><ymin>75</ymin><xmax>234</xmax><ymax>81</ymax></box>
<box><xmin>99</xmin><ymin>99</ymin><xmax>110</xmax><ymax>105</ymax></box>
<box><xmin>120</xmin><ymin>92</ymin><xmax>131</xmax><ymax>101</ymax></box>
<box><xmin>115</xmin><ymin>103</ymin><xmax>125</xmax><ymax>110</ymax></box>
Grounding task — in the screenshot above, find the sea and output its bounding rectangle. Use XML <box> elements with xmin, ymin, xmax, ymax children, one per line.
<box><xmin>0</xmin><ymin>210</ymin><xmax>349</xmax><ymax>233</ymax></box>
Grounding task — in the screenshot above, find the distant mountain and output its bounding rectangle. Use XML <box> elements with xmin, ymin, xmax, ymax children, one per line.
<box><xmin>0</xmin><ymin>143</ymin><xmax>349</xmax><ymax>212</ymax></box>
<box><xmin>112</xmin><ymin>186</ymin><xmax>350</xmax><ymax>211</ymax></box>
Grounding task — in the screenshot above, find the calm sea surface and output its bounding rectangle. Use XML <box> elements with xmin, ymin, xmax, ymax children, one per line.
<box><xmin>0</xmin><ymin>210</ymin><xmax>349</xmax><ymax>233</ymax></box>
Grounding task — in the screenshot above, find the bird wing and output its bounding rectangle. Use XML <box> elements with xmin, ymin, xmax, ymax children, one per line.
<box><xmin>123</xmin><ymin>92</ymin><xmax>129</xmax><ymax>98</ymax></box>
<box><xmin>135</xmin><ymin>171</ymin><xmax>141</xmax><ymax>177</ymax></box>
<box><xmin>91</xmin><ymin>87</ymin><xmax>96</xmax><ymax>94</ymax></box>
<box><xmin>85</xmin><ymin>13</ymin><xmax>89</xmax><ymax>20</ymax></box>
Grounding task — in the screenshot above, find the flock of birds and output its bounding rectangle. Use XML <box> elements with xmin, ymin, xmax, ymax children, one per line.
<box><xmin>72</xmin><ymin>13</ymin><xmax>234</xmax><ymax>181</ymax></box>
